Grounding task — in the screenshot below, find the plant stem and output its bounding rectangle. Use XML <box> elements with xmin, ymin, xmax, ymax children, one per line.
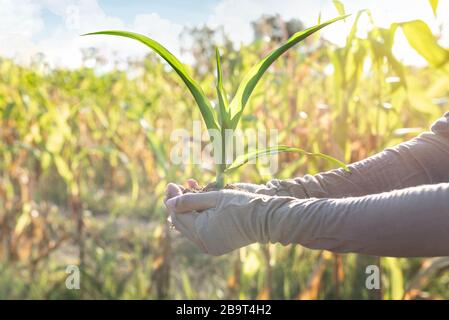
<box><xmin>216</xmin><ymin>168</ymin><xmax>225</xmax><ymax>189</ymax></box>
<box><xmin>215</xmin><ymin>129</ymin><xmax>227</xmax><ymax>189</ymax></box>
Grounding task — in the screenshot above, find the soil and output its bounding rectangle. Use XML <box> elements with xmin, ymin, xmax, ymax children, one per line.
<box><xmin>182</xmin><ymin>182</ymin><xmax>240</xmax><ymax>194</ymax></box>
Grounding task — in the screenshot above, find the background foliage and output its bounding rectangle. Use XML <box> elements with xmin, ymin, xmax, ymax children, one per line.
<box><xmin>1</xmin><ymin>5</ymin><xmax>449</xmax><ymax>299</ymax></box>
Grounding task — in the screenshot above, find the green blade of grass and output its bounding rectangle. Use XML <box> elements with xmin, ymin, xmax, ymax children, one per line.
<box><xmin>228</xmin><ymin>15</ymin><xmax>350</xmax><ymax>128</ymax></box>
<box><xmin>215</xmin><ymin>47</ymin><xmax>231</xmax><ymax>128</ymax></box>
<box><xmin>224</xmin><ymin>145</ymin><xmax>349</xmax><ymax>174</ymax></box>
<box><xmin>332</xmin><ymin>0</ymin><xmax>346</xmax><ymax>16</ymax></box>
<box><xmin>83</xmin><ymin>30</ymin><xmax>219</xmax><ymax>131</ymax></box>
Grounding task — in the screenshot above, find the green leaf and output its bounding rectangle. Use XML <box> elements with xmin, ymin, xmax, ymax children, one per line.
<box><xmin>224</xmin><ymin>145</ymin><xmax>349</xmax><ymax>174</ymax></box>
<box><xmin>345</xmin><ymin>10</ymin><xmax>367</xmax><ymax>55</ymax></box>
<box><xmin>333</xmin><ymin>0</ymin><xmax>346</xmax><ymax>16</ymax></box>
<box><xmin>127</xmin><ymin>162</ymin><xmax>140</xmax><ymax>202</ymax></box>
<box><xmin>215</xmin><ymin>47</ymin><xmax>231</xmax><ymax>128</ymax></box>
<box><xmin>53</xmin><ymin>155</ymin><xmax>74</xmax><ymax>182</ymax></box>
<box><xmin>228</xmin><ymin>15</ymin><xmax>349</xmax><ymax>128</ymax></box>
<box><xmin>83</xmin><ymin>30</ymin><xmax>218</xmax><ymax>131</ymax></box>
<box><xmin>15</xmin><ymin>204</ymin><xmax>31</xmax><ymax>236</ymax></box>
<box><xmin>383</xmin><ymin>258</ymin><xmax>404</xmax><ymax>300</ymax></box>
<box><xmin>140</xmin><ymin>119</ymin><xmax>169</xmax><ymax>175</ymax></box>
<box><xmin>369</xmin><ymin>25</ymin><xmax>407</xmax><ymax>88</ymax></box>
<box><xmin>429</xmin><ymin>0</ymin><xmax>438</xmax><ymax>16</ymax></box>
<box><xmin>400</xmin><ymin>20</ymin><xmax>449</xmax><ymax>68</ymax></box>
<box><xmin>2</xmin><ymin>102</ymin><xmax>14</xmax><ymax>120</ymax></box>
<box><xmin>181</xmin><ymin>270</ymin><xmax>194</xmax><ymax>299</ymax></box>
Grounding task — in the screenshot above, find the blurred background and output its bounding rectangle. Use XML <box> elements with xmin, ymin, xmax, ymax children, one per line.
<box><xmin>1</xmin><ymin>0</ymin><xmax>449</xmax><ymax>299</ymax></box>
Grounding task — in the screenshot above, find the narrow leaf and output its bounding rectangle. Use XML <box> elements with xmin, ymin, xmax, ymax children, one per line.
<box><xmin>224</xmin><ymin>145</ymin><xmax>349</xmax><ymax>173</ymax></box>
<box><xmin>83</xmin><ymin>31</ymin><xmax>219</xmax><ymax>130</ymax></box>
<box><xmin>400</xmin><ymin>20</ymin><xmax>449</xmax><ymax>68</ymax></box>
<box><xmin>215</xmin><ymin>47</ymin><xmax>231</xmax><ymax>128</ymax></box>
<box><xmin>140</xmin><ymin>119</ymin><xmax>169</xmax><ymax>174</ymax></box>
<box><xmin>345</xmin><ymin>10</ymin><xmax>367</xmax><ymax>54</ymax></box>
<box><xmin>228</xmin><ymin>15</ymin><xmax>349</xmax><ymax>128</ymax></box>
<box><xmin>383</xmin><ymin>258</ymin><xmax>404</xmax><ymax>300</ymax></box>
<box><xmin>333</xmin><ymin>0</ymin><xmax>346</xmax><ymax>16</ymax></box>
<box><xmin>53</xmin><ymin>155</ymin><xmax>75</xmax><ymax>187</ymax></box>
<box><xmin>429</xmin><ymin>0</ymin><xmax>438</xmax><ymax>17</ymax></box>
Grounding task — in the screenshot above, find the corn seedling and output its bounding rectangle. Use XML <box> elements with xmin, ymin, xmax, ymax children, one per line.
<box><xmin>86</xmin><ymin>16</ymin><xmax>349</xmax><ymax>189</ymax></box>
<box><xmin>2</xmin><ymin>3</ymin><xmax>449</xmax><ymax>299</ymax></box>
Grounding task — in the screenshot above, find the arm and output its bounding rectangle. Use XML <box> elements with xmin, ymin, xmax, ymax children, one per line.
<box><xmin>166</xmin><ymin>183</ymin><xmax>449</xmax><ymax>257</ymax></box>
<box><xmin>242</xmin><ymin>112</ymin><xmax>449</xmax><ymax>198</ymax></box>
<box><xmin>262</xmin><ymin>183</ymin><xmax>449</xmax><ymax>257</ymax></box>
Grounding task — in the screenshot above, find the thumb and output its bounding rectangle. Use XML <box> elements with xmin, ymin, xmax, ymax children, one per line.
<box><xmin>187</xmin><ymin>179</ymin><xmax>200</xmax><ymax>189</ymax></box>
<box><xmin>165</xmin><ymin>191</ymin><xmax>219</xmax><ymax>213</ymax></box>
<box><xmin>165</xmin><ymin>183</ymin><xmax>183</xmax><ymax>201</ymax></box>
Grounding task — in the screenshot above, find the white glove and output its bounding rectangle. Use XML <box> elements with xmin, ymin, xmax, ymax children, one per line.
<box><xmin>165</xmin><ymin>182</ymin><xmax>279</xmax><ymax>255</ymax></box>
<box><xmin>165</xmin><ymin>181</ymin><xmax>449</xmax><ymax>257</ymax></box>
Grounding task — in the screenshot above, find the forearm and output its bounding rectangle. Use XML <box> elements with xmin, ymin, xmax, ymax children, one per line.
<box><xmin>170</xmin><ymin>182</ymin><xmax>449</xmax><ymax>257</ymax></box>
<box><xmin>255</xmin><ymin>112</ymin><xmax>449</xmax><ymax>198</ymax></box>
<box><xmin>259</xmin><ymin>183</ymin><xmax>449</xmax><ymax>257</ymax></box>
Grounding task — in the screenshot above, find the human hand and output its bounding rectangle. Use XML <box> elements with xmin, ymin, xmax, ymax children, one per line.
<box><xmin>164</xmin><ymin>182</ymin><xmax>277</xmax><ymax>256</ymax></box>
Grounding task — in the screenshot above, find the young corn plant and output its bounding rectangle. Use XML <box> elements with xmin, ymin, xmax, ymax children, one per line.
<box><xmin>85</xmin><ymin>15</ymin><xmax>349</xmax><ymax>189</ymax></box>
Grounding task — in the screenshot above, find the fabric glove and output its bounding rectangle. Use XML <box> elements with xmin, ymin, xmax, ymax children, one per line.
<box><xmin>165</xmin><ymin>182</ymin><xmax>449</xmax><ymax>257</ymax></box>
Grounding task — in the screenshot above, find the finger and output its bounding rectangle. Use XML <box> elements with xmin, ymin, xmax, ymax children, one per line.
<box><xmin>165</xmin><ymin>183</ymin><xmax>183</xmax><ymax>201</ymax></box>
<box><xmin>165</xmin><ymin>191</ymin><xmax>218</xmax><ymax>213</ymax></box>
<box><xmin>187</xmin><ymin>179</ymin><xmax>200</xmax><ymax>189</ymax></box>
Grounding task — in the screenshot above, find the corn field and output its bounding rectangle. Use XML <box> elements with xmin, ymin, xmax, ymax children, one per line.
<box><xmin>1</xmin><ymin>6</ymin><xmax>449</xmax><ymax>299</ymax></box>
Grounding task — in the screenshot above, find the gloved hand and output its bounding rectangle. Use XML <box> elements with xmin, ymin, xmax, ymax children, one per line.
<box><xmin>165</xmin><ymin>180</ymin><xmax>449</xmax><ymax>257</ymax></box>
<box><xmin>164</xmin><ymin>181</ymin><xmax>303</xmax><ymax>256</ymax></box>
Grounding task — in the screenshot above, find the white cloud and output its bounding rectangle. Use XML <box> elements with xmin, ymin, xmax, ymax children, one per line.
<box><xmin>0</xmin><ymin>0</ymin><xmax>44</xmax><ymax>61</ymax></box>
<box><xmin>0</xmin><ymin>0</ymin><xmax>185</xmax><ymax>68</ymax></box>
<box><xmin>0</xmin><ymin>0</ymin><xmax>448</xmax><ymax>68</ymax></box>
<box><xmin>0</xmin><ymin>0</ymin><xmax>44</xmax><ymax>37</ymax></box>
<box><xmin>132</xmin><ymin>13</ymin><xmax>184</xmax><ymax>52</ymax></box>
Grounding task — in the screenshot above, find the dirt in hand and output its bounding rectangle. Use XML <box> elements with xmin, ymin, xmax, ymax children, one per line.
<box><xmin>182</xmin><ymin>182</ymin><xmax>240</xmax><ymax>194</ymax></box>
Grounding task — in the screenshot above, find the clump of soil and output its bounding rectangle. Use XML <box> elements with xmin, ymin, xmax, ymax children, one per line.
<box><xmin>183</xmin><ymin>182</ymin><xmax>240</xmax><ymax>194</ymax></box>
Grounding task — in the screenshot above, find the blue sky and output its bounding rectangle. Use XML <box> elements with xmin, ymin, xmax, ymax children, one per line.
<box><xmin>1</xmin><ymin>0</ymin><xmax>448</xmax><ymax>68</ymax></box>
<box><xmin>98</xmin><ymin>0</ymin><xmax>222</xmax><ymax>25</ymax></box>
